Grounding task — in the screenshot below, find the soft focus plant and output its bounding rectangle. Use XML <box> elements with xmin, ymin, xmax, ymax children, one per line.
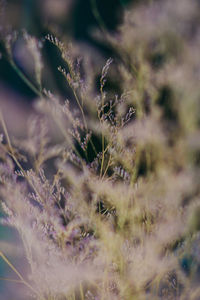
<box><xmin>0</xmin><ymin>0</ymin><xmax>200</xmax><ymax>299</ymax></box>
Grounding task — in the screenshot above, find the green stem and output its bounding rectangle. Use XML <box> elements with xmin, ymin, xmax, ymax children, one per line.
<box><xmin>10</xmin><ymin>59</ymin><xmax>42</xmax><ymax>97</ymax></box>
<box><xmin>0</xmin><ymin>251</ymin><xmax>42</xmax><ymax>299</ymax></box>
<box><xmin>90</xmin><ymin>0</ymin><xmax>107</xmax><ymax>34</ymax></box>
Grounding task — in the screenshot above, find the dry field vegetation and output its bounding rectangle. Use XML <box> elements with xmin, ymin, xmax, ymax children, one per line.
<box><xmin>0</xmin><ymin>0</ymin><xmax>200</xmax><ymax>299</ymax></box>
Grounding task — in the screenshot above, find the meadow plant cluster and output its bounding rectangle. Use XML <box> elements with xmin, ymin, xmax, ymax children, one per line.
<box><xmin>0</xmin><ymin>0</ymin><xmax>200</xmax><ymax>299</ymax></box>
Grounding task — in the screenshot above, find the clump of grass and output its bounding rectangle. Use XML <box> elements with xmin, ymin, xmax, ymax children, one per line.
<box><xmin>0</xmin><ymin>0</ymin><xmax>200</xmax><ymax>299</ymax></box>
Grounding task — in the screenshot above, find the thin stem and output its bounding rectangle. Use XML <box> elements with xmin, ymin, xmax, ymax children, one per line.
<box><xmin>0</xmin><ymin>110</ymin><xmax>12</xmax><ymax>150</ymax></box>
<box><xmin>90</xmin><ymin>0</ymin><xmax>107</xmax><ymax>34</ymax></box>
<box><xmin>59</xmin><ymin>58</ymin><xmax>88</xmax><ymax>131</ymax></box>
<box><xmin>100</xmin><ymin>82</ymin><xmax>106</xmax><ymax>177</ymax></box>
<box><xmin>89</xmin><ymin>137</ymin><xmax>98</xmax><ymax>156</ymax></box>
<box><xmin>0</xmin><ymin>251</ymin><xmax>42</xmax><ymax>299</ymax></box>
<box><xmin>0</xmin><ymin>277</ymin><xmax>25</xmax><ymax>284</ymax></box>
<box><xmin>102</xmin><ymin>154</ymin><xmax>112</xmax><ymax>179</ymax></box>
<box><xmin>72</xmin><ymin>88</ymin><xmax>87</xmax><ymax>131</ymax></box>
<box><xmin>0</xmin><ymin>251</ymin><xmax>24</xmax><ymax>282</ymax></box>
<box><xmin>50</xmin><ymin>110</ymin><xmax>84</xmax><ymax>163</ymax></box>
<box><xmin>100</xmin><ymin>135</ymin><xmax>105</xmax><ymax>177</ymax></box>
<box><xmin>10</xmin><ymin>59</ymin><xmax>42</xmax><ymax>98</ymax></box>
<box><xmin>0</xmin><ymin>110</ymin><xmax>49</xmax><ymax>205</ymax></box>
<box><xmin>79</xmin><ymin>282</ymin><xmax>85</xmax><ymax>300</ymax></box>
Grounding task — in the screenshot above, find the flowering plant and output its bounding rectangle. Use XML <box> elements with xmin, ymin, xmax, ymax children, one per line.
<box><xmin>0</xmin><ymin>0</ymin><xmax>200</xmax><ymax>299</ymax></box>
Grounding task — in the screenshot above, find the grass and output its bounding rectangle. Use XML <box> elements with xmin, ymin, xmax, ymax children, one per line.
<box><xmin>0</xmin><ymin>0</ymin><xmax>200</xmax><ymax>299</ymax></box>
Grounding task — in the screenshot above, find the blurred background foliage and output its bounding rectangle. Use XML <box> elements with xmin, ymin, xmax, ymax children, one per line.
<box><xmin>0</xmin><ymin>0</ymin><xmax>138</xmax><ymax>102</ymax></box>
